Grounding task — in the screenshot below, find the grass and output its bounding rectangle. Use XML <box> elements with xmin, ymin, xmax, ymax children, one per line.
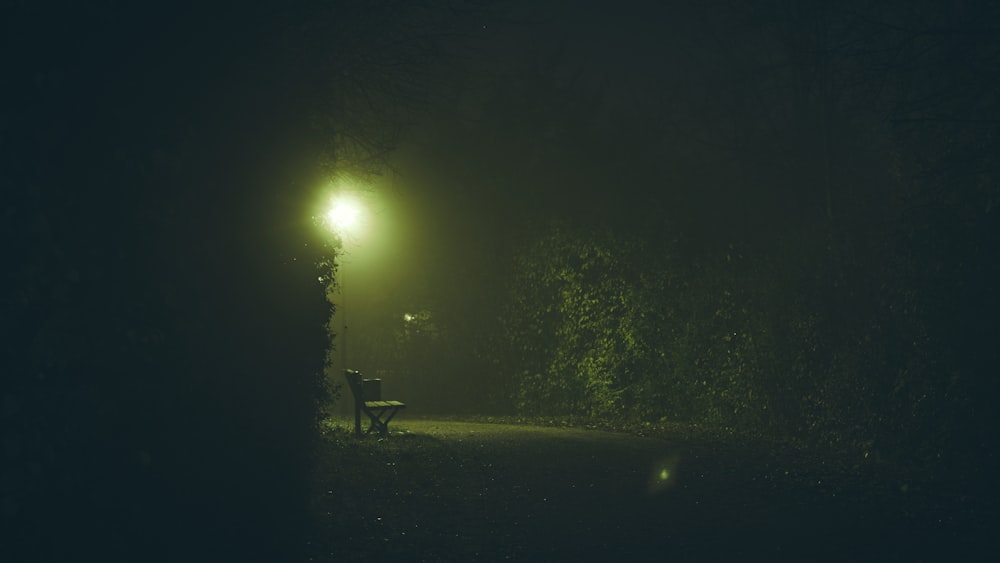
<box><xmin>306</xmin><ymin>416</ymin><xmax>992</xmax><ymax>562</ymax></box>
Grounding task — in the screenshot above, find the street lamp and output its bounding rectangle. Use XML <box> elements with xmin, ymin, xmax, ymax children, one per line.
<box><xmin>323</xmin><ymin>194</ymin><xmax>365</xmax><ymax>376</ymax></box>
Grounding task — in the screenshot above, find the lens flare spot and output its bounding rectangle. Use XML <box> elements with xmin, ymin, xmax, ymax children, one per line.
<box><xmin>647</xmin><ymin>455</ymin><xmax>680</xmax><ymax>495</ymax></box>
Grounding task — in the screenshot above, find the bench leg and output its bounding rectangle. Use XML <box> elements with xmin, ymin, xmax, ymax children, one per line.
<box><xmin>362</xmin><ymin>406</ymin><xmax>402</xmax><ymax>435</ymax></box>
<box><xmin>354</xmin><ymin>401</ymin><xmax>362</xmax><ymax>436</ymax></box>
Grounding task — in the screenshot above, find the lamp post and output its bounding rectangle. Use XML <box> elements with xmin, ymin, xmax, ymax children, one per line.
<box><xmin>324</xmin><ymin>195</ymin><xmax>364</xmax><ymax>377</ymax></box>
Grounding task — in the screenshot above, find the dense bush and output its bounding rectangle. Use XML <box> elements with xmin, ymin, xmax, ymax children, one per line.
<box><xmin>497</xmin><ymin>217</ymin><xmax>985</xmax><ymax>466</ymax></box>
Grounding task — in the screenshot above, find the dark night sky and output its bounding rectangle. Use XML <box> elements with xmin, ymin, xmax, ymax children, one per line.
<box><xmin>340</xmin><ymin>0</ymin><xmax>896</xmax><ymax>361</ymax></box>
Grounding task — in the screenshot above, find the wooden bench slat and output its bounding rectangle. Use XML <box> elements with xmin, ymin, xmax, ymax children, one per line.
<box><xmin>365</xmin><ymin>400</ymin><xmax>405</xmax><ymax>408</ymax></box>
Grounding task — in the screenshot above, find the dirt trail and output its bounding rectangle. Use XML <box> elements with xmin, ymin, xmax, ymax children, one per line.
<box><xmin>309</xmin><ymin>419</ymin><xmax>986</xmax><ymax>562</ymax></box>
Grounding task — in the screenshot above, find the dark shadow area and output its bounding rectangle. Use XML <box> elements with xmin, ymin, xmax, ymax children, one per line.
<box><xmin>5</xmin><ymin>3</ymin><xmax>355</xmax><ymax>561</ymax></box>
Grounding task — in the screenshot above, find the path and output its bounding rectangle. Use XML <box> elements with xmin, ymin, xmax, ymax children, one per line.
<box><xmin>308</xmin><ymin>419</ymin><xmax>985</xmax><ymax>562</ymax></box>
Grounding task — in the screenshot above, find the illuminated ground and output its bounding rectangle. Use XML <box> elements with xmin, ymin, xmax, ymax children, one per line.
<box><xmin>308</xmin><ymin>418</ymin><xmax>987</xmax><ymax>562</ymax></box>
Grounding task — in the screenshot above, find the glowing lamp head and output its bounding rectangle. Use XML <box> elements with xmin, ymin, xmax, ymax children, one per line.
<box><xmin>325</xmin><ymin>196</ymin><xmax>363</xmax><ymax>237</ymax></box>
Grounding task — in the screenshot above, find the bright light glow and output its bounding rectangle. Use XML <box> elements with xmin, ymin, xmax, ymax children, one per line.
<box><xmin>659</xmin><ymin>468</ymin><xmax>670</xmax><ymax>481</ymax></box>
<box><xmin>325</xmin><ymin>196</ymin><xmax>363</xmax><ymax>235</ymax></box>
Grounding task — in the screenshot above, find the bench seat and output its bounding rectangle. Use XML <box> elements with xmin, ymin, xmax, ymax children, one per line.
<box><xmin>364</xmin><ymin>400</ymin><xmax>405</xmax><ymax>408</ymax></box>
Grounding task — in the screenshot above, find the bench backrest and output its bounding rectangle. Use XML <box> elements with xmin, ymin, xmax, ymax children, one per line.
<box><xmin>344</xmin><ymin>369</ymin><xmax>381</xmax><ymax>401</ymax></box>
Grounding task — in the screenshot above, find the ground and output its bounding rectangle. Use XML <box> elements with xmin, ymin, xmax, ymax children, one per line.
<box><xmin>307</xmin><ymin>418</ymin><xmax>992</xmax><ymax>562</ymax></box>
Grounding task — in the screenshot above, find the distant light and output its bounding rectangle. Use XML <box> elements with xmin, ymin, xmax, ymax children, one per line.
<box><xmin>403</xmin><ymin>313</ymin><xmax>415</xmax><ymax>322</ymax></box>
<box><xmin>659</xmin><ymin>468</ymin><xmax>670</xmax><ymax>481</ymax></box>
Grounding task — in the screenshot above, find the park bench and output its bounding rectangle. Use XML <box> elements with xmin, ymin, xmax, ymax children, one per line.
<box><xmin>344</xmin><ymin>369</ymin><xmax>406</xmax><ymax>436</ymax></box>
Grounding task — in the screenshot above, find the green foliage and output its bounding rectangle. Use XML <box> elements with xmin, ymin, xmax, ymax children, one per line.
<box><xmin>497</xmin><ymin>212</ymin><xmax>984</xmax><ymax>467</ymax></box>
<box><xmin>502</xmin><ymin>226</ymin><xmax>630</xmax><ymax>416</ymax></box>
